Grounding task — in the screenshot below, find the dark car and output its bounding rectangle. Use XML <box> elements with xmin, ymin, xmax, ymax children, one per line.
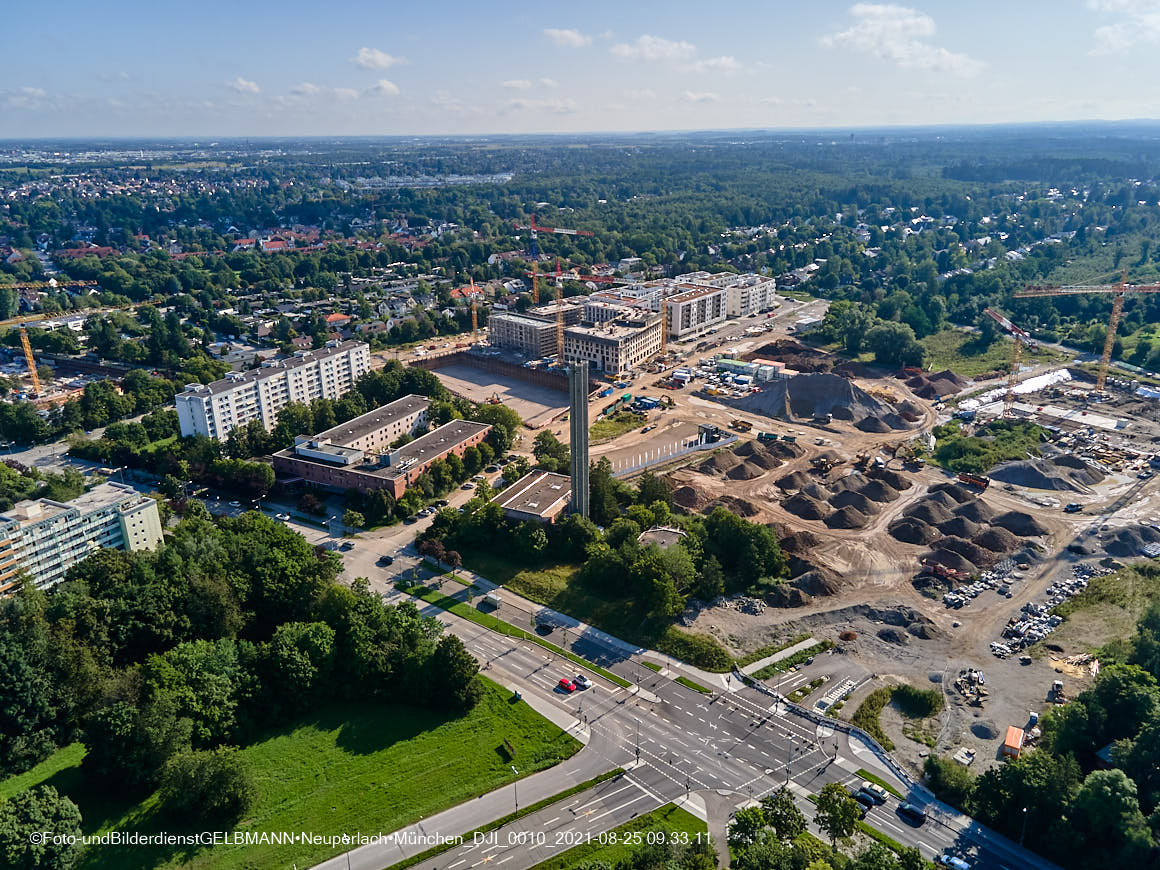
<box><xmin>339</xmin><ymin>541</ymin><xmax>354</xmax><ymax>551</ymax></box>
<box><xmin>851</xmin><ymin>791</ymin><xmax>876</xmax><ymax>813</ymax></box>
<box><xmin>896</xmin><ymin>802</ymin><xmax>927</xmax><ymax>825</ymax></box>
<box><xmin>377</xmin><ymin>554</ymin><xmax>395</xmax><ymax>566</ymax></box>
<box><xmin>404</xmin><ymin>515</ymin><xmax>419</xmax><ymax>524</ymax></box>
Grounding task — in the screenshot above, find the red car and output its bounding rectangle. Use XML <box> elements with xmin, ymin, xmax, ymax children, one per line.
<box><xmin>557</xmin><ymin>678</ymin><xmax>576</xmax><ymax>693</ymax></box>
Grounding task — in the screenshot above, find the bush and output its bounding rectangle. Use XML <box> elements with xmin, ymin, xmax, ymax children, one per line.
<box><xmin>892</xmin><ymin>683</ymin><xmax>944</xmax><ymax>718</ymax></box>
<box><xmin>158</xmin><ymin>746</ymin><xmax>256</xmax><ymax>824</ymax></box>
<box><xmin>923</xmin><ymin>755</ymin><xmax>975</xmax><ymax>812</ymax></box>
<box><xmin>0</xmin><ymin>785</ymin><xmax>83</xmax><ymax>870</ymax></box>
<box><xmin>654</xmin><ymin>627</ymin><xmax>732</xmax><ymax>672</ymax></box>
<box><xmin>851</xmin><ymin>687</ymin><xmax>894</xmax><ymax>750</ymax></box>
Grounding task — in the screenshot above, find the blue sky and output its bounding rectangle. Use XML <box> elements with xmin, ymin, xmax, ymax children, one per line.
<box><xmin>3</xmin><ymin>0</ymin><xmax>1160</xmax><ymax>137</ymax></box>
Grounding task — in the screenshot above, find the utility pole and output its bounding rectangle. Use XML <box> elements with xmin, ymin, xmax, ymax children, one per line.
<box><xmin>512</xmin><ymin>765</ymin><xmax>520</xmax><ymax>812</ymax></box>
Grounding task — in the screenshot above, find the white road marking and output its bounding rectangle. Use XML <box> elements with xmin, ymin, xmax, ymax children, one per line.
<box><xmin>544</xmin><ymin>816</ymin><xmax>560</xmax><ymax>825</ymax></box>
<box><xmin>449</xmin><ymin>861</ymin><xmax>466</xmax><ymax>868</ymax></box>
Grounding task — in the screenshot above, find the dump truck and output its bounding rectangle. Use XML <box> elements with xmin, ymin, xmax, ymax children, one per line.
<box><xmin>729</xmin><ymin>419</ymin><xmax>753</xmax><ymax>432</ymax></box>
<box><xmin>757</xmin><ymin>431</ymin><xmax>779</xmax><ymax>442</ymax></box>
<box><xmin>957</xmin><ymin>472</ymin><xmax>990</xmax><ymax>491</ymax></box>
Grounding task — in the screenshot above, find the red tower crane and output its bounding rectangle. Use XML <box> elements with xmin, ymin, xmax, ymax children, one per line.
<box><xmin>513</xmin><ymin>215</ymin><xmax>595</xmax><ymax>304</ymax></box>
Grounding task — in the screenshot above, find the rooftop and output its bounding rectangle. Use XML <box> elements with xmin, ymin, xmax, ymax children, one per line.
<box><xmin>565</xmin><ymin>315</ymin><xmax>660</xmax><ymax>341</ymax></box>
<box><xmin>490</xmin><ymin>312</ymin><xmax>556</xmax><ymax>329</ymax></box>
<box><xmin>492</xmin><ymin>470</ymin><xmax>571</xmax><ymax>517</ymax></box>
<box><xmin>667</xmin><ymin>283</ymin><xmax>725</xmax><ymax>303</ymax></box>
<box><xmin>1</xmin><ymin>482</ymin><xmax>145</xmax><ymax>526</ymax></box>
<box><xmin>179</xmin><ymin>339</ymin><xmax>367</xmax><ymax>396</ymax></box>
<box><xmin>313</xmin><ymin>395</ymin><xmax>430</xmax><ymax>445</ymax></box>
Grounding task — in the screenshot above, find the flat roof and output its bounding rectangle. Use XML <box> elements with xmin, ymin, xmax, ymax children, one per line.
<box><xmin>179</xmin><ymin>340</ymin><xmax>367</xmax><ymax>396</ymax></box>
<box><xmin>386</xmin><ymin>420</ymin><xmax>492</xmax><ymax>475</ymax></box>
<box><xmin>492</xmin><ymin>470</ymin><xmax>571</xmax><ymax>517</ymax></box>
<box><xmin>2</xmin><ymin>481</ymin><xmax>141</xmax><ymax>526</ymax></box>
<box><xmin>1003</xmin><ymin>726</ymin><xmax>1025</xmax><ymax>747</ymax></box>
<box><xmin>565</xmin><ymin>316</ymin><xmax>659</xmax><ymax>341</ymax></box>
<box><xmin>314</xmin><ymin>394</ymin><xmax>430</xmax><ymax>445</ymax></box>
<box><xmin>667</xmin><ymin>283</ymin><xmax>726</xmax><ymax>302</ymax></box>
<box><xmin>490</xmin><ymin>312</ymin><xmax>556</xmax><ymax>329</ymax></box>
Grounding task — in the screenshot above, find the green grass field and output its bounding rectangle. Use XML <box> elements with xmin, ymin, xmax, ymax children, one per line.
<box><xmin>0</xmin><ymin>742</ymin><xmax>86</xmax><ymax>801</ymax></box>
<box><xmin>590</xmin><ymin>411</ymin><xmax>647</xmax><ymax>443</ymax></box>
<box><xmin>0</xmin><ymin>681</ymin><xmax>580</xmax><ymax>870</ymax></box>
<box><xmin>530</xmin><ymin>804</ymin><xmax>707</xmax><ymax>870</ymax></box>
<box><xmin>920</xmin><ymin>329</ymin><xmax>1071</xmax><ymax>378</ymax></box>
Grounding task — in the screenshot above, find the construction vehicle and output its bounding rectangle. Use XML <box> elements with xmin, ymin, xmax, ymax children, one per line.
<box><xmin>1015</xmin><ymin>273</ymin><xmax>1160</xmax><ymax>393</ymax></box>
<box><xmin>957</xmin><ymin>472</ymin><xmax>991</xmax><ymax>491</ymax></box>
<box><xmin>812</xmin><ymin>412</ymin><xmax>833</xmax><ymax>425</ymax></box>
<box><xmin>729</xmin><ymin>419</ymin><xmax>752</xmax><ymax>432</ymax></box>
<box><xmin>1048</xmin><ymin>680</ymin><xmax>1066</xmax><ymax>703</ymax></box>
<box><xmin>921</xmin><ymin>560</ymin><xmax>968</xmax><ymax>581</ymax></box>
<box><xmin>854</xmin><ymin>452</ymin><xmax>871</xmax><ymax>470</ymax></box>
<box><xmin>780</xmin><ymin>434</ymin><xmax>797</xmax><ymax>443</ymax></box>
<box><xmin>757</xmin><ymin>431</ymin><xmax>779</xmax><ymax>442</ymax></box>
<box><xmin>811</xmin><ymin>456</ymin><xmax>839</xmax><ymax>473</ymax></box>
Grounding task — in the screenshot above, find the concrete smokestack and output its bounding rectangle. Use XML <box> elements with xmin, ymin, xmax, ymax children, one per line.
<box><xmin>568</xmin><ymin>361</ymin><xmax>589</xmax><ymax>518</ymax></box>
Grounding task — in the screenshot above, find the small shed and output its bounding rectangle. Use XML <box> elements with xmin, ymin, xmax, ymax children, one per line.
<box><xmin>1001</xmin><ymin>726</ymin><xmax>1025</xmax><ymax>759</ymax></box>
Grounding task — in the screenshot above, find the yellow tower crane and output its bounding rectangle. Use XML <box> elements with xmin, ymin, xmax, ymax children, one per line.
<box><xmin>19</xmin><ymin>326</ymin><xmax>40</xmax><ymax>396</ymax></box>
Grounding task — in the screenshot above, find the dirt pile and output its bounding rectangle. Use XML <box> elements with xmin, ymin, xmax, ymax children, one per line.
<box><xmin>742</xmin><ymin>338</ymin><xmax>834</xmax><ymax>372</ymax></box>
<box><xmin>954</xmin><ymin>500</ymin><xmax>996</xmax><ymax>523</ymax></box>
<box><xmin>939</xmin><ymin>536</ymin><xmax>995</xmax><ymax>568</ymax></box>
<box><xmin>989</xmin><ymin>456</ymin><xmax>1104</xmax><ymax>492</ymax></box>
<box><xmin>705</xmin><ymin>495</ymin><xmax>763</xmax><ymax>517</ymax></box>
<box><xmin>826</xmin><ymin>505</ymin><xmax>870</xmax><ymax>529</ymax></box>
<box><xmin>783</xmin><ymin>493</ymin><xmax>830</xmax><ymax>520</ymax></box>
<box><xmin>925</xmin><ymin>489</ymin><xmax>962</xmax><ymax>511</ymax></box>
<box><xmin>776</xmin><ymin>470</ymin><xmax>814</xmax><ymax>491</ymax></box>
<box><xmin>889</xmin><ymin>517</ymin><xmax>940</xmax><ymax>544</ymax></box>
<box><xmin>726</xmin><ymin>461</ymin><xmax>766</xmax><ymax>481</ymax></box>
<box><xmin>768</xmin><ymin>586</ymin><xmax>813</xmax><ymax>608</ymax></box>
<box><xmin>673</xmin><ymin>485</ymin><xmax>711</xmax><ymax>510</ymax></box>
<box><xmin>905</xmin><ymin>369</ymin><xmax>969</xmax><ymax>399</ymax></box>
<box><xmin>929</xmin><ymin>482</ymin><xmax>976</xmax><ymax>503</ymax></box>
<box><xmin>801</xmin><ymin>483</ymin><xmax>832</xmax><ymax>501</ymax></box>
<box><xmin>830</xmin><ymin>472</ymin><xmax>870</xmax><ymax>494</ymax></box>
<box><xmin>993</xmin><ymin>511</ymin><xmax>1050</xmax><ymax>536</ymax></box>
<box><xmin>734</xmin><ymin>440</ymin><xmax>790</xmax><ymax>469</ymax></box>
<box><xmin>1100</xmin><ymin>524</ymin><xmax>1160</xmax><ymax>557</ymax></box>
<box><xmin>831</xmin><ymin>490</ymin><xmax>881</xmax><ymax>515</ymax></box>
<box><xmin>973</xmin><ymin>527</ymin><xmax>1020</xmax><ymax>553</ymax></box>
<box><xmin>698</xmin><ymin>453</ymin><xmax>740</xmax><ymax>476</ymax></box>
<box><xmin>860</xmin><ymin>480</ymin><xmax>901</xmax><ymax>503</ymax></box>
<box><xmin>904</xmin><ymin>500</ymin><xmax>955</xmax><ymax>526</ymax></box>
<box><xmin>721</xmin><ymin>373</ymin><xmax>915</xmax><ymax>431</ymax></box>
<box><xmin>779</xmin><ymin>529</ymin><xmax>823</xmax><ymax>554</ymax></box>
<box><xmin>792</xmin><ymin>568</ymin><xmax>841</xmax><ymax>596</ymax></box>
<box><xmin>939</xmin><ymin>516</ymin><xmax>981</xmax><ymax>539</ymax></box>
<box><xmin>878</xmin><ymin>627</ymin><xmax>910</xmax><ymax>645</ymax></box>
<box><xmin>897</xmin><ymin>400</ymin><xmax>925</xmax><ymax>422</ymax></box>
<box><xmin>869</xmin><ymin>468</ymin><xmax>913</xmax><ymax>490</ymax></box>
<box><xmin>922</xmin><ymin>548</ymin><xmax>978</xmax><ymax>574</ymax></box>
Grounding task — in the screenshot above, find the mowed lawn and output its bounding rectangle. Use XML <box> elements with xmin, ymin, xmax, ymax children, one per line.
<box><xmin>919</xmin><ymin>328</ymin><xmax>1071</xmax><ymax>378</ymax></box>
<box><xmin>1</xmin><ymin>680</ymin><xmax>581</xmax><ymax>870</ymax></box>
<box><xmin>531</xmin><ymin>804</ymin><xmax>707</xmax><ymax>870</ymax></box>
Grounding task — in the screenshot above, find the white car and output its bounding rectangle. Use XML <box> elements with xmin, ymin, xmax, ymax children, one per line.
<box><xmin>936</xmin><ymin>855</ymin><xmax>971</xmax><ymax>870</ymax></box>
<box><xmin>572</xmin><ymin>674</ymin><xmax>592</xmax><ymax>690</ymax></box>
<box><xmin>859</xmin><ymin>781</ymin><xmax>888</xmax><ymax>803</ymax></box>
<box><xmin>275</xmin><ymin>512</ymin><xmax>291</xmax><ymax>521</ymax></box>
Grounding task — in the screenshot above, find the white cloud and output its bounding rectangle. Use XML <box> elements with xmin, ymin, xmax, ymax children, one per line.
<box><xmin>821</xmin><ymin>4</ymin><xmax>985</xmax><ymax>76</ymax></box>
<box><xmin>504</xmin><ymin>97</ymin><xmax>577</xmax><ymax>114</ymax></box>
<box><xmin>539</xmin><ymin>77</ymin><xmax>559</xmax><ymax>88</ymax></box>
<box><xmin>682</xmin><ymin>90</ymin><xmax>719</xmax><ymax>103</ymax></box>
<box><xmin>333</xmin><ymin>88</ymin><xmax>360</xmax><ymax>103</ymax></box>
<box><xmin>502</xmin><ymin>79</ymin><xmax>533</xmax><ymax>89</ymax></box>
<box><xmin>624</xmin><ymin>88</ymin><xmax>657</xmax><ymax>101</ymax></box>
<box><xmin>368</xmin><ymin>79</ymin><xmax>400</xmax><ymax>96</ymax></box>
<box><xmin>611</xmin><ymin>34</ymin><xmax>697</xmax><ymax>62</ymax></box>
<box><xmin>1088</xmin><ymin>0</ymin><xmax>1160</xmax><ymax>53</ymax></box>
<box><xmin>350</xmin><ymin>47</ymin><xmax>404</xmax><ymax>70</ymax></box>
<box><xmin>228</xmin><ymin>76</ymin><xmax>260</xmax><ymax>94</ymax></box>
<box><xmin>692</xmin><ymin>55</ymin><xmax>740</xmax><ymax>73</ymax></box>
<box><xmin>21</xmin><ymin>86</ymin><xmax>47</xmax><ymax>98</ymax></box>
<box><xmin>291</xmin><ymin>82</ymin><xmax>321</xmax><ymax>96</ymax></box>
<box><xmin>544</xmin><ymin>28</ymin><xmax>591</xmax><ymax>48</ymax></box>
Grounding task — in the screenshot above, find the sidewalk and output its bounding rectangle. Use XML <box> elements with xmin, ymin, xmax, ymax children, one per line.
<box><xmin>739</xmin><ymin>637</ymin><xmax>819</xmax><ymax>676</ymax></box>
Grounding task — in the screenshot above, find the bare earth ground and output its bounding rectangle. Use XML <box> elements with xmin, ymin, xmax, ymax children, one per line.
<box><xmin>433</xmin><ymin>364</ymin><xmax>569</xmax><ymax>428</ymax></box>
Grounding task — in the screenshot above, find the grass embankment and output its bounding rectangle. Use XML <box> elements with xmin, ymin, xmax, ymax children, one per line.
<box><xmin>398</xmin><ymin>579</ymin><xmax>632</xmax><ymax>688</ymax></box>
<box><xmin>851</xmin><ymin>684</ymin><xmax>945</xmax><ymax>752</ymax></box>
<box><xmin>752</xmin><ymin>641</ymin><xmax>834</xmax><ymax>680</ymax></box>
<box><xmin>931</xmin><ymin>419</ymin><xmax>1050</xmax><ymax>474</ymax></box>
<box><xmin>735</xmin><ymin>633</ymin><xmax>812</xmax><ymax>669</ymax></box>
<box><xmin>0</xmin><ymin>742</ymin><xmax>86</xmax><ymax>800</ymax></box>
<box><xmin>1051</xmin><ymin>563</ymin><xmax>1160</xmax><ymax>660</ymax></box>
<box><xmin>460</xmin><ymin>551</ymin><xmax>733</xmax><ymax>672</ymax></box>
<box><xmin>854</xmin><ymin>769</ymin><xmax>904</xmax><ymax>799</ymax></box>
<box><xmin>590</xmin><ymin>411</ymin><xmax>647</xmax><ymax>443</ymax></box>
<box><xmin>389</xmin><ymin>769</ymin><xmax>626</xmax><ymax>870</ymax></box>
<box><xmin>1</xmin><ymin>681</ymin><xmax>580</xmax><ymax>870</ymax></box>
<box><xmin>531</xmin><ymin>803</ymin><xmax>707</xmax><ymax>870</ymax></box>
<box><xmin>921</xmin><ymin>329</ymin><xmax>1071</xmax><ymax>379</ymax></box>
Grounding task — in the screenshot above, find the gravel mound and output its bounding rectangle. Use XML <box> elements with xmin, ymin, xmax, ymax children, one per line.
<box><xmin>726</xmin><ymin>461</ymin><xmax>765</xmax><ymax>481</ymax></box>
<box><xmin>856</xmin><ymin>416</ymin><xmax>893</xmax><ymax>433</ymax></box>
<box><xmin>764</xmin><ymin>440</ymin><xmax>805</xmax><ymax>460</ymax></box>
<box><xmin>831</xmin><ymin>490</ymin><xmax>881</xmax><ymax>514</ymax></box>
<box><xmin>699</xmin><ymin>453</ymin><xmax>740</xmax><ymax>475</ymax></box>
<box><xmin>706</xmin><ymin>495</ymin><xmax>763</xmax><ymax>517</ymax></box>
<box><xmin>826</xmin><ymin>505</ymin><xmax>870</xmax><ymax>529</ymax></box>
<box><xmin>768</xmin><ymin>586</ymin><xmax>812</xmax><ymax>608</ymax></box>
<box><xmin>783</xmin><ymin>493</ymin><xmax>830</xmax><ymax>520</ymax></box>
<box><xmin>871</xmin><ymin>468</ymin><xmax>913</xmax><ymax>490</ymax></box>
<box><xmin>939</xmin><ymin>516</ymin><xmax>981</xmax><ymax>539</ymax></box>
<box><xmin>776</xmin><ymin>470</ymin><xmax>814</xmax><ymax>491</ymax></box>
<box><xmin>1100</xmin><ymin>524</ymin><xmax>1160</xmax><ymax>557</ymax></box>
<box><xmin>973</xmin><ymin>527</ymin><xmax>1020</xmax><ymax>553</ymax></box>
<box><xmin>830</xmin><ymin>472</ymin><xmax>870</xmax><ymax>494</ymax></box>
<box><xmin>906</xmin><ymin>369</ymin><xmax>969</xmax><ymax>399</ymax></box>
<box><xmin>801</xmin><ymin>483</ymin><xmax>832</xmax><ymax>501</ymax></box>
<box><xmin>721</xmin><ymin>372</ymin><xmax>914</xmax><ymax>430</ymax></box>
<box><xmin>904</xmin><ymin>501</ymin><xmax>955</xmax><ymax>525</ymax></box>
<box><xmin>878</xmin><ymin>627</ymin><xmax>910</xmax><ymax>645</ymax></box>
<box><xmin>925</xmin><ymin>489</ymin><xmax>962</xmax><ymax>510</ymax></box>
<box><xmin>747</xmin><ymin>451</ymin><xmax>784</xmax><ymax>471</ymax></box>
<box><xmin>993</xmin><ymin>511</ymin><xmax>1050</xmax><ymax>536</ymax></box>
<box><xmin>989</xmin><ymin>456</ymin><xmax>1104</xmax><ymax>492</ymax></box>
<box><xmin>859</xmin><ymin>479</ymin><xmax>901</xmax><ymax>502</ymax></box>
<box><xmin>929</xmin><ymin>482</ymin><xmax>976</xmax><ymax>503</ymax></box>
<box><xmin>889</xmin><ymin>517</ymin><xmax>940</xmax><ymax>544</ymax></box>
<box><xmin>939</xmin><ymin>536</ymin><xmax>994</xmax><ymax>568</ymax></box>
<box><xmin>780</xmin><ymin>529</ymin><xmax>823</xmax><ymax>554</ymax></box>
<box><xmin>898</xmin><ymin>400</ymin><xmax>924</xmax><ymax>422</ymax></box>
<box><xmin>673</xmin><ymin>485</ymin><xmax>709</xmax><ymax>510</ymax></box>
<box><xmin>793</xmin><ymin>568</ymin><xmax>841</xmax><ymax>596</ymax></box>
<box><xmin>954</xmin><ymin>500</ymin><xmax>996</xmax><ymax>523</ymax></box>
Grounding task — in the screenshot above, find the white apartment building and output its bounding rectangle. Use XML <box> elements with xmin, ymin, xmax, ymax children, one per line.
<box><xmin>562</xmin><ymin>314</ymin><xmax>663</xmax><ymax>374</ymax></box>
<box><xmin>175</xmin><ymin>340</ymin><xmax>371</xmax><ymax>439</ymax></box>
<box><xmin>663</xmin><ymin>284</ymin><xmax>728</xmax><ymax>340</ymax></box>
<box><xmin>488</xmin><ymin>313</ymin><xmax>559</xmax><ymax>358</ymax></box>
<box><xmin>0</xmin><ymin>482</ymin><xmax>163</xmax><ymax>593</ymax></box>
<box><xmin>670</xmin><ymin>272</ymin><xmax>778</xmax><ymax>317</ymax></box>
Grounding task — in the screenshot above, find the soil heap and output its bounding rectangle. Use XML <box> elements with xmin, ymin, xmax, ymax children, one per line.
<box><xmin>721</xmin><ymin>373</ymin><xmax>915</xmax><ymax>431</ymax></box>
<box><xmin>989</xmin><ymin>456</ymin><xmax>1104</xmax><ymax>492</ymax></box>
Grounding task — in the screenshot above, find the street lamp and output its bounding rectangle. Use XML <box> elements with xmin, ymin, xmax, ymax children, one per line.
<box><xmin>785</xmin><ymin>736</ymin><xmax>795</xmax><ymax>785</ymax></box>
<box><xmin>511</xmin><ymin>765</ymin><xmax>520</xmax><ymax>812</ymax></box>
<box><xmin>1019</xmin><ymin>806</ymin><xmax>1028</xmax><ymax>847</ymax></box>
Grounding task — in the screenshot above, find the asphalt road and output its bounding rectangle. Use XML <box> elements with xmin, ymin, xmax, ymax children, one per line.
<box><xmin>313</xmin><ymin>570</ymin><xmax>1059</xmax><ymax>870</ymax></box>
